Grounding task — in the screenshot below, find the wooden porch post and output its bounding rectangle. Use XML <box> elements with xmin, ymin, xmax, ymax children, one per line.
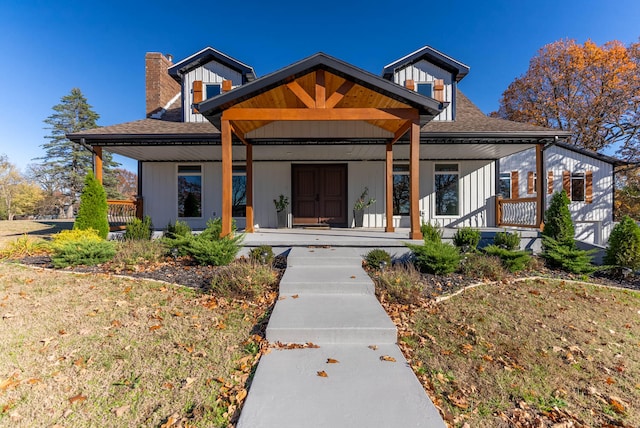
<box><xmin>535</xmin><ymin>143</ymin><xmax>544</xmax><ymax>230</ymax></box>
<box><xmin>385</xmin><ymin>142</ymin><xmax>395</xmax><ymax>232</ymax></box>
<box><xmin>221</xmin><ymin>119</ymin><xmax>233</xmax><ymax>237</ymax></box>
<box><xmin>409</xmin><ymin>119</ymin><xmax>422</xmax><ymax>240</ymax></box>
<box><xmin>246</xmin><ymin>143</ymin><xmax>254</xmax><ymax>233</ymax></box>
<box><xmin>93</xmin><ymin>146</ymin><xmax>103</xmax><ymax>185</ymax></box>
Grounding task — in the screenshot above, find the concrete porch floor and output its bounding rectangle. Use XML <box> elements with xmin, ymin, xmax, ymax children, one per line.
<box><xmin>241</xmin><ymin>226</ymin><xmax>542</xmax><ymax>253</ymax></box>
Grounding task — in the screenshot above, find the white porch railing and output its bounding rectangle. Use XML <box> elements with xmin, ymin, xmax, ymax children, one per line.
<box><xmin>496</xmin><ymin>196</ymin><xmax>538</xmax><ymax>228</ymax></box>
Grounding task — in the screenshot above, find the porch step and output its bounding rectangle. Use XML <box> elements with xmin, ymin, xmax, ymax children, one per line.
<box><xmin>286</xmin><ymin>247</ymin><xmax>364</xmax><ymax>268</ymax></box>
<box><xmin>237</xmin><ymin>344</ymin><xmax>444</xmax><ymax>428</ymax></box>
<box><xmin>266</xmin><ymin>294</ymin><xmax>396</xmax><ymax>345</ymax></box>
<box><xmin>279</xmin><ymin>266</ymin><xmax>373</xmax><ymax>295</ymax></box>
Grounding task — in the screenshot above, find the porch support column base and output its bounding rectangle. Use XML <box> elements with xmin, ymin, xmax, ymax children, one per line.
<box><xmin>409</xmin><ymin>118</ymin><xmax>422</xmax><ymax>240</ymax></box>
<box><xmin>221</xmin><ymin>119</ymin><xmax>232</xmax><ymax>237</ymax></box>
<box><xmin>385</xmin><ymin>142</ymin><xmax>394</xmax><ymax>232</ymax></box>
<box><xmin>246</xmin><ymin>143</ymin><xmax>254</xmax><ymax>233</ymax></box>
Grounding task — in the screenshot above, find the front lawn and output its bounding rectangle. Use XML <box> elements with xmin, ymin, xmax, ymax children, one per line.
<box><xmin>385</xmin><ymin>278</ymin><xmax>640</xmax><ymax>427</ymax></box>
<box><xmin>0</xmin><ymin>262</ymin><xmax>275</xmax><ymax>427</ymax></box>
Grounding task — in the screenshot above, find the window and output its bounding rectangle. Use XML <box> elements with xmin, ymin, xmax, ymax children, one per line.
<box><xmin>435</xmin><ymin>164</ymin><xmax>459</xmax><ymax>216</ymax></box>
<box><xmin>206</xmin><ymin>84</ymin><xmax>221</xmax><ymax>99</ymax></box>
<box><xmin>499</xmin><ymin>172</ymin><xmax>511</xmax><ymax>198</ymax></box>
<box><xmin>232</xmin><ymin>165</ymin><xmax>246</xmax><ymax>217</ymax></box>
<box><xmin>571</xmin><ymin>172</ymin><xmax>585</xmax><ymax>202</ymax></box>
<box><xmin>178</xmin><ymin>165</ymin><xmax>202</xmax><ymax>218</ymax></box>
<box><xmin>416</xmin><ymin>83</ymin><xmax>433</xmax><ymax>97</ymax></box>
<box><xmin>392</xmin><ymin>164</ymin><xmax>410</xmax><ymax>215</ymax></box>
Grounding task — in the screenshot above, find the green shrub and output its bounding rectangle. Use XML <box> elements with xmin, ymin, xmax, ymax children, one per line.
<box><xmin>420</xmin><ymin>221</ymin><xmax>442</xmax><ymax>243</ymax></box>
<box><xmin>373</xmin><ymin>263</ymin><xmax>423</xmax><ymax>305</ymax></box>
<box><xmin>407</xmin><ymin>240</ymin><xmax>461</xmax><ymax>275</ymax></box>
<box><xmin>124</xmin><ymin>216</ymin><xmax>153</xmax><ymax>241</ymax></box>
<box><xmin>542</xmin><ymin>191</ymin><xmax>575</xmax><ymax>247</ymax></box>
<box><xmin>494</xmin><ymin>230</ymin><xmax>521</xmax><ymax>250</ymax></box>
<box><xmin>604</xmin><ymin>216</ymin><xmax>640</xmax><ymax>269</ymax></box>
<box><xmin>249</xmin><ymin>245</ymin><xmax>275</xmax><ymax>265</ymax></box>
<box><xmin>51</xmin><ymin>239</ymin><xmax>116</xmax><ymax>268</ymax></box>
<box><xmin>209</xmin><ymin>260</ymin><xmax>278</xmax><ymax>299</ymax></box>
<box><xmin>165</xmin><ymin>220</ymin><xmax>192</xmax><ymax>239</ymax></box>
<box><xmin>74</xmin><ymin>172</ymin><xmax>109</xmax><ymax>239</ymax></box>
<box><xmin>483</xmin><ymin>245</ymin><xmax>532</xmax><ymax>273</ymax></box>
<box><xmin>163</xmin><ymin>218</ymin><xmax>243</xmax><ymax>266</ymax></box>
<box><xmin>458</xmin><ymin>252</ymin><xmax>506</xmax><ymax>281</ymax></box>
<box><xmin>541</xmin><ymin>237</ymin><xmax>595</xmax><ymax>274</ymax></box>
<box><xmin>364</xmin><ymin>249</ymin><xmax>392</xmax><ymax>270</ymax></box>
<box><xmin>452</xmin><ymin>227</ymin><xmax>481</xmax><ymax>252</ymax></box>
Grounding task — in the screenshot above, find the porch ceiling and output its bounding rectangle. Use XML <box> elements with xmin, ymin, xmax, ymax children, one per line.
<box><xmin>105</xmin><ymin>142</ymin><xmax>535</xmax><ymax>162</ymax></box>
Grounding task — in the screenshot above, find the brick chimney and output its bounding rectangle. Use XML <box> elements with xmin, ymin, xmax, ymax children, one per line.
<box><xmin>145</xmin><ymin>52</ymin><xmax>181</xmax><ymax>118</ymax></box>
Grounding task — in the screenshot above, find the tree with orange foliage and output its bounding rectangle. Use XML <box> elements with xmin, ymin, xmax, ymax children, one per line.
<box><xmin>494</xmin><ymin>39</ymin><xmax>640</xmax><ymax>153</ymax></box>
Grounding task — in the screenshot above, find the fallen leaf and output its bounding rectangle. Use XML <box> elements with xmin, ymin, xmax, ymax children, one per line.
<box><xmin>123</xmin><ymin>286</ymin><xmax>132</xmax><ymax>294</ymax></box>
<box><xmin>26</xmin><ymin>378</ymin><xmax>41</xmax><ymax>385</ymax></box>
<box><xmin>236</xmin><ymin>389</ymin><xmax>247</xmax><ymax>402</ymax></box>
<box><xmin>317</xmin><ymin>371</ymin><xmax>328</xmax><ymax>377</ymax></box>
<box><xmin>350</xmin><ymin>276</ymin><xmax>356</xmax><ymax>279</ymax></box>
<box><xmin>606</xmin><ymin>377</ymin><xmax>616</xmax><ymax>385</ymax></box>
<box><xmin>68</xmin><ymin>394</ymin><xmax>87</xmax><ymax>404</ymax></box>
<box><xmin>149</xmin><ymin>325</ymin><xmax>162</xmax><ymax>331</ymax></box>
<box><xmin>112</xmin><ymin>404</ymin><xmax>130</xmax><ymax>417</ymax></box>
<box><xmin>326</xmin><ymin>358</ymin><xmax>339</xmax><ymax>364</ymax></box>
<box><xmin>368</xmin><ymin>345</ymin><xmax>378</xmax><ymax>351</ymax></box>
<box><xmin>380</xmin><ymin>355</ymin><xmax>396</xmax><ymax>362</ymax></box>
<box><xmin>0</xmin><ymin>374</ymin><xmax>20</xmax><ymax>392</ymax></box>
<box><xmin>609</xmin><ymin>396</ymin><xmax>626</xmax><ymax>414</ymax></box>
<box><xmin>291</xmin><ymin>294</ymin><xmax>299</xmax><ymax>299</ymax></box>
<box><xmin>161</xmin><ymin>413</ymin><xmax>179</xmax><ymax>428</ymax></box>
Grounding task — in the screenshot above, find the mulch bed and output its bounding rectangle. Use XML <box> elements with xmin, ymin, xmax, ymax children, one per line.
<box><xmin>20</xmin><ymin>255</ymin><xmax>288</xmax><ymax>291</ymax></box>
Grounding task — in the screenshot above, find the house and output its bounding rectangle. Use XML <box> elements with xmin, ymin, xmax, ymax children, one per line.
<box><xmin>68</xmin><ymin>46</ymin><xmax>577</xmax><ymax>239</ymax></box>
<box><xmin>499</xmin><ymin>142</ymin><xmax>625</xmax><ymax>246</ymax></box>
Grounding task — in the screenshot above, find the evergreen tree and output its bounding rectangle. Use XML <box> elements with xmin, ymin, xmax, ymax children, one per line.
<box><xmin>37</xmin><ymin>88</ymin><xmax>119</xmax><ymax>217</ymax></box>
<box><xmin>74</xmin><ymin>172</ymin><xmax>109</xmax><ymax>239</ymax></box>
<box><xmin>542</xmin><ymin>190</ymin><xmax>575</xmax><ymax>247</ymax></box>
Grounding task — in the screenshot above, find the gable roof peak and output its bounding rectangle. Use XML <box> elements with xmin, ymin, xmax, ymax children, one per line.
<box><xmin>168</xmin><ymin>46</ymin><xmax>256</xmax><ymax>83</ymax></box>
<box><xmin>382</xmin><ymin>45</ymin><xmax>470</xmax><ymax>82</ymax></box>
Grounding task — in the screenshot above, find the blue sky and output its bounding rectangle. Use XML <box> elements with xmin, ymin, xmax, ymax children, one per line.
<box><xmin>1</xmin><ymin>0</ymin><xmax>638</xmax><ymax>173</ymax></box>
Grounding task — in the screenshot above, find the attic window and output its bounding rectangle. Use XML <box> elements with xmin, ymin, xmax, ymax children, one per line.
<box><xmin>206</xmin><ymin>84</ymin><xmax>221</xmax><ymax>99</ymax></box>
<box><xmin>416</xmin><ymin>83</ymin><xmax>433</xmax><ymax>97</ymax></box>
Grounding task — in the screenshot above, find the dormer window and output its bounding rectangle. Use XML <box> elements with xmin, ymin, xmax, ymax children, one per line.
<box><xmin>416</xmin><ymin>83</ymin><xmax>433</xmax><ymax>97</ymax></box>
<box><xmin>206</xmin><ymin>84</ymin><xmax>221</xmax><ymax>99</ymax></box>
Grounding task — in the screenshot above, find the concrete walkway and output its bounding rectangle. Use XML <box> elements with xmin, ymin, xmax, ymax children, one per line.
<box><xmin>237</xmin><ymin>247</ymin><xmax>445</xmax><ymax>428</ymax></box>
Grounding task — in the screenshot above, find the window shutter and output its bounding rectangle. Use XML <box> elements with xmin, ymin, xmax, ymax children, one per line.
<box><xmin>405</xmin><ymin>79</ymin><xmax>415</xmax><ymax>91</ymax></box>
<box><xmin>547</xmin><ymin>171</ymin><xmax>554</xmax><ymax>194</ymax></box>
<box><xmin>585</xmin><ymin>170</ymin><xmax>593</xmax><ymax>203</ymax></box>
<box><xmin>222</xmin><ymin>79</ymin><xmax>232</xmax><ymax>92</ymax></box>
<box><xmin>192</xmin><ymin>80</ymin><xmax>203</xmax><ymax>113</ymax></box>
<box><xmin>433</xmin><ymin>79</ymin><xmax>444</xmax><ymax>102</ymax></box>
<box><xmin>562</xmin><ymin>171</ymin><xmax>571</xmax><ymax>195</ymax></box>
<box><xmin>511</xmin><ymin>171</ymin><xmax>519</xmax><ymax>199</ymax></box>
<box><xmin>527</xmin><ymin>172</ymin><xmax>535</xmax><ymax>194</ymax></box>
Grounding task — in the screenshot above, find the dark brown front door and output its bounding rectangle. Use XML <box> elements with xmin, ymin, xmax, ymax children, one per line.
<box><xmin>292</xmin><ymin>164</ymin><xmax>347</xmax><ymax>226</ymax></box>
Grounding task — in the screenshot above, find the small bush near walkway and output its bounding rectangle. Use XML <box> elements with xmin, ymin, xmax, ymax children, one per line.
<box><xmin>407</xmin><ymin>240</ymin><xmax>461</xmax><ymax>275</ymax></box>
<box><xmin>249</xmin><ymin>245</ymin><xmax>275</xmax><ymax>265</ymax></box>
<box><xmin>453</xmin><ymin>227</ymin><xmax>481</xmax><ymax>252</ymax></box>
<box><xmin>124</xmin><ymin>215</ymin><xmax>153</xmax><ymax>241</ymax></box>
<box><xmin>493</xmin><ymin>230</ymin><xmax>521</xmax><ymax>250</ymax></box>
<box><xmin>373</xmin><ymin>263</ymin><xmax>424</xmax><ymax>305</ymax></box>
<box><xmin>364</xmin><ymin>248</ymin><xmax>392</xmax><ymax>270</ymax></box>
<box><xmin>420</xmin><ymin>221</ymin><xmax>442</xmax><ymax>243</ymax></box>
<box><xmin>458</xmin><ymin>252</ymin><xmax>506</xmax><ymax>281</ymax></box>
<box><xmin>209</xmin><ymin>259</ymin><xmax>278</xmax><ymax>299</ymax></box>
<box><xmin>483</xmin><ymin>245</ymin><xmax>532</xmax><ymax>273</ymax></box>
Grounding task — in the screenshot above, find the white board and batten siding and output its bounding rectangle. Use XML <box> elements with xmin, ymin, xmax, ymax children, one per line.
<box><xmin>500</xmin><ymin>146</ymin><xmax>615</xmax><ymax>245</ymax></box>
<box><xmin>182</xmin><ymin>62</ymin><xmax>242</xmax><ymax>123</ymax></box>
<box><xmin>392</xmin><ymin>60</ymin><xmax>455</xmax><ymax>121</ymax></box>
<box><xmin>142</xmin><ymin>160</ymin><xmax>496</xmax><ymax>230</ymax></box>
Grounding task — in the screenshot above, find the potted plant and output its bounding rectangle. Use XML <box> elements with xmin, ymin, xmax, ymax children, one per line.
<box><xmin>353</xmin><ymin>187</ymin><xmax>375</xmax><ymax>227</ymax></box>
<box><xmin>273</xmin><ymin>194</ymin><xmax>289</xmax><ymax>228</ymax></box>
